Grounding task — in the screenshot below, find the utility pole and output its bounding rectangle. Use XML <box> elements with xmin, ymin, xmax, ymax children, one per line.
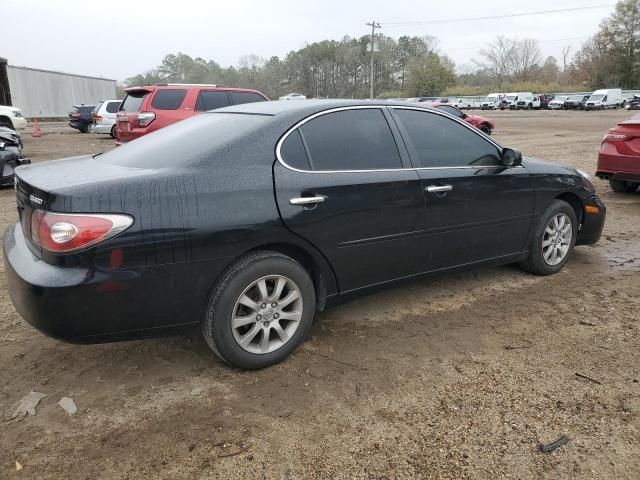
<box><xmin>366</xmin><ymin>20</ymin><xmax>381</xmax><ymax>100</ymax></box>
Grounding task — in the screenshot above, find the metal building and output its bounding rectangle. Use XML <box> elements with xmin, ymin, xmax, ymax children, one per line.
<box><xmin>0</xmin><ymin>58</ymin><xmax>116</xmax><ymax>118</ymax></box>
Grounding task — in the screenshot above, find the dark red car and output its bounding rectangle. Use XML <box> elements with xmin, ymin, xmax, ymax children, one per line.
<box><xmin>115</xmin><ymin>84</ymin><xmax>268</xmax><ymax>145</ymax></box>
<box><xmin>596</xmin><ymin>114</ymin><xmax>640</xmax><ymax>193</ymax></box>
<box><xmin>425</xmin><ymin>103</ymin><xmax>494</xmax><ymax>135</ymax></box>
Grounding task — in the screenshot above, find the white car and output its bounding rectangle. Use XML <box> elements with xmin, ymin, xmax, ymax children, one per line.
<box><xmin>90</xmin><ymin>100</ymin><xmax>121</xmax><ymax>138</ymax></box>
<box><xmin>548</xmin><ymin>96</ymin><xmax>568</xmax><ymax>110</ymax></box>
<box><xmin>279</xmin><ymin>93</ymin><xmax>307</xmax><ymax>101</ymax></box>
<box><xmin>0</xmin><ymin>105</ymin><xmax>27</xmax><ymax>130</ymax></box>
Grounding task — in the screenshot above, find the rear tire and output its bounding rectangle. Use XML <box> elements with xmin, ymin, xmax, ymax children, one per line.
<box><xmin>110</xmin><ymin>125</ymin><xmax>116</xmax><ymax>139</ymax></box>
<box><xmin>480</xmin><ymin>124</ymin><xmax>491</xmax><ymax>135</ymax></box>
<box><xmin>519</xmin><ymin>200</ymin><xmax>577</xmax><ymax>276</ymax></box>
<box><xmin>202</xmin><ymin>251</ymin><xmax>316</xmax><ymax>370</ymax></box>
<box><xmin>610</xmin><ymin>179</ymin><xmax>637</xmax><ymax>193</ymax></box>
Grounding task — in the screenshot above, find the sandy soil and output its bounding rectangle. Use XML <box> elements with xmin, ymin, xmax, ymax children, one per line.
<box><xmin>0</xmin><ymin>111</ymin><xmax>638</xmax><ymax>479</ymax></box>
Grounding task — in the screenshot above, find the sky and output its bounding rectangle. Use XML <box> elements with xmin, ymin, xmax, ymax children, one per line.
<box><xmin>3</xmin><ymin>0</ymin><xmax>617</xmax><ymax>81</ymax></box>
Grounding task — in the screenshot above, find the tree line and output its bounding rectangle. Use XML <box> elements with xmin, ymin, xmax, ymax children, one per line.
<box><xmin>123</xmin><ymin>0</ymin><xmax>639</xmax><ymax>98</ymax></box>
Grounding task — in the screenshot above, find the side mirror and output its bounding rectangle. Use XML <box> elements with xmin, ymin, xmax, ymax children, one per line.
<box><xmin>501</xmin><ymin>148</ymin><xmax>522</xmax><ymax>167</ymax></box>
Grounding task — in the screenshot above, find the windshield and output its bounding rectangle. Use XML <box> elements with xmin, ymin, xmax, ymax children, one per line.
<box><xmin>589</xmin><ymin>94</ymin><xmax>604</xmax><ymax>102</ymax></box>
<box><xmin>555</xmin><ymin>96</ymin><xmax>568</xmax><ymax>102</ymax></box>
<box><xmin>505</xmin><ymin>96</ymin><xmax>516</xmax><ymax>102</ymax></box>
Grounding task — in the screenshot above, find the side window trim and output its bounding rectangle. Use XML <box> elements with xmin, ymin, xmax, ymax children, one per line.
<box><xmin>275</xmin><ymin>105</ymin><xmax>515</xmax><ymax>174</ymax></box>
<box><xmin>297</xmin><ymin>128</ymin><xmax>316</xmax><ymax>170</ymax></box>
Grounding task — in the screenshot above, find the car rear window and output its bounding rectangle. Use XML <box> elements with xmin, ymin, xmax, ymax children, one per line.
<box><xmin>96</xmin><ymin>112</ymin><xmax>270</xmax><ymax>169</ymax></box>
<box><xmin>151</xmin><ymin>89</ymin><xmax>187</xmax><ymax>110</ymax></box>
<box><xmin>230</xmin><ymin>91</ymin><xmax>266</xmax><ymax>105</ymax></box>
<box><xmin>120</xmin><ymin>91</ymin><xmax>148</xmax><ymax>112</ymax></box>
<box><xmin>195</xmin><ymin>90</ymin><xmax>230</xmax><ymax>111</ymax></box>
<box><xmin>106</xmin><ymin>101</ymin><xmax>121</xmax><ymax>113</ymax></box>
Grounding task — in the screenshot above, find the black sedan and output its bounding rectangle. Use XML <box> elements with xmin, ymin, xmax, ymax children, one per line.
<box><xmin>3</xmin><ymin>100</ymin><xmax>606</xmax><ymax>369</ymax></box>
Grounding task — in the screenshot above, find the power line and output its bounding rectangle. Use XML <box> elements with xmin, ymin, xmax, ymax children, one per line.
<box><xmin>382</xmin><ymin>4</ymin><xmax>615</xmax><ymax>27</ymax></box>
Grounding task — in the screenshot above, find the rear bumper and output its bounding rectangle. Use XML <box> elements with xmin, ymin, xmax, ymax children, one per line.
<box><xmin>596</xmin><ymin>151</ymin><xmax>640</xmax><ymax>181</ymax></box>
<box><xmin>68</xmin><ymin>120</ymin><xmax>89</xmax><ymax>130</ymax></box>
<box><xmin>576</xmin><ymin>195</ymin><xmax>606</xmax><ymax>246</ymax></box>
<box><xmin>3</xmin><ymin>223</ymin><xmax>228</xmax><ymax>342</ymax></box>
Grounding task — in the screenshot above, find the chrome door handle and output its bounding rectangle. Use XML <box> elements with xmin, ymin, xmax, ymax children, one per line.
<box><xmin>426</xmin><ymin>185</ymin><xmax>453</xmax><ymax>193</ymax></box>
<box><xmin>289</xmin><ymin>196</ymin><xmax>326</xmax><ymax>206</ymax></box>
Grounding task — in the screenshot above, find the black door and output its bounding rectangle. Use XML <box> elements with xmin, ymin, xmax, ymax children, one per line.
<box><xmin>390</xmin><ymin>107</ymin><xmax>535</xmax><ymax>271</ymax></box>
<box><xmin>273</xmin><ymin>107</ymin><xmax>425</xmax><ymax>293</ymax></box>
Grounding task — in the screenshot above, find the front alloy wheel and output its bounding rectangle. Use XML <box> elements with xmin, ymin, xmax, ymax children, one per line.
<box><xmin>542</xmin><ymin>213</ymin><xmax>572</xmax><ymax>266</ymax></box>
<box><xmin>519</xmin><ymin>200</ymin><xmax>577</xmax><ymax>275</ymax></box>
<box><xmin>231</xmin><ymin>275</ymin><xmax>303</xmax><ymax>354</ymax></box>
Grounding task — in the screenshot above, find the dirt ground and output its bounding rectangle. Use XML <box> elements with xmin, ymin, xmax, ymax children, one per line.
<box><xmin>0</xmin><ymin>111</ymin><xmax>638</xmax><ymax>479</ymax></box>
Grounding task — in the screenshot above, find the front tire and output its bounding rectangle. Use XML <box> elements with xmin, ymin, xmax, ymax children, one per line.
<box><xmin>519</xmin><ymin>200</ymin><xmax>577</xmax><ymax>275</ymax></box>
<box><xmin>202</xmin><ymin>251</ymin><xmax>316</xmax><ymax>369</ymax></box>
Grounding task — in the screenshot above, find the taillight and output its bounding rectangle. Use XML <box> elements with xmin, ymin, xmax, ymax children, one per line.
<box><xmin>137</xmin><ymin>112</ymin><xmax>156</xmax><ymax>127</ymax></box>
<box><xmin>93</xmin><ymin>114</ymin><xmax>103</xmax><ymax>121</ymax></box>
<box><xmin>603</xmin><ymin>133</ymin><xmax>631</xmax><ymax>142</ymax></box>
<box><xmin>72</xmin><ymin>113</ymin><xmax>81</xmax><ymax>119</ymax></box>
<box><xmin>30</xmin><ymin>211</ymin><xmax>133</xmax><ymax>253</ymax></box>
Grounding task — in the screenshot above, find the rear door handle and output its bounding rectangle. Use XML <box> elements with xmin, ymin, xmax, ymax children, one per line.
<box><xmin>426</xmin><ymin>185</ymin><xmax>453</xmax><ymax>193</ymax></box>
<box><xmin>289</xmin><ymin>196</ymin><xmax>326</xmax><ymax>206</ymax></box>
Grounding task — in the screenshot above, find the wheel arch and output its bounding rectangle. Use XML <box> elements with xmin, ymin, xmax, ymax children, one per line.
<box><xmin>555</xmin><ymin>192</ymin><xmax>584</xmax><ymax>226</ymax></box>
<box><xmin>246</xmin><ymin>242</ymin><xmax>337</xmax><ymax>311</ymax></box>
<box><xmin>0</xmin><ymin>115</ymin><xmax>14</xmax><ymax>128</ymax></box>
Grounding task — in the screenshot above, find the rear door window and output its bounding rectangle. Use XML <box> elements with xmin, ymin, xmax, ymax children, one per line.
<box><xmin>229</xmin><ymin>91</ymin><xmax>266</xmax><ymax>105</ymax></box>
<box><xmin>151</xmin><ymin>89</ymin><xmax>187</xmax><ymax>110</ymax></box>
<box><xmin>106</xmin><ymin>101</ymin><xmax>121</xmax><ymax>113</ymax></box>
<box><xmin>120</xmin><ymin>91</ymin><xmax>148</xmax><ymax>112</ymax></box>
<box><xmin>299</xmin><ymin>108</ymin><xmax>402</xmax><ymax>171</ymax></box>
<box><xmin>195</xmin><ymin>90</ymin><xmax>231</xmax><ymax>111</ymax></box>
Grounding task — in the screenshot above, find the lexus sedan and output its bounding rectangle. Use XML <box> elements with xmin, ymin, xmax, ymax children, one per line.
<box><xmin>3</xmin><ymin>100</ymin><xmax>606</xmax><ymax>369</ymax></box>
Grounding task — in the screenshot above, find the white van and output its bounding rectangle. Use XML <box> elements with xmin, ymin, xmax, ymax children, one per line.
<box><xmin>585</xmin><ymin>89</ymin><xmax>622</xmax><ymax>110</ymax></box>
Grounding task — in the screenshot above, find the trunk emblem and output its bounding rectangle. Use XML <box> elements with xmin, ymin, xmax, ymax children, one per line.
<box><xmin>29</xmin><ymin>195</ymin><xmax>43</xmax><ymax>206</ymax></box>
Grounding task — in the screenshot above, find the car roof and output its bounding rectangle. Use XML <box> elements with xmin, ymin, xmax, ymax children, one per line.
<box><xmin>210</xmin><ymin>99</ymin><xmax>422</xmax><ymax>117</ymax></box>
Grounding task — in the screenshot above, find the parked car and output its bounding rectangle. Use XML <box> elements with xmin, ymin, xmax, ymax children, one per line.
<box><xmin>91</xmin><ymin>100</ymin><xmax>122</xmax><ymax>138</ymax></box>
<box><xmin>4</xmin><ymin>100</ymin><xmax>606</xmax><ymax>369</ymax></box>
<box><xmin>585</xmin><ymin>89</ymin><xmax>623</xmax><ymax>110</ymax></box>
<box><xmin>548</xmin><ymin>96</ymin><xmax>569</xmax><ymax>110</ymax></box>
<box><xmin>596</xmin><ymin>114</ymin><xmax>640</xmax><ymax>193</ymax></box>
<box><xmin>430</xmin><ymin>104</ymin><xmax>494</xmax><ymax>135</ymax></box>
<box><xmin>453</xmin><ymin>98</ymin><xmax>473</xmax><ymax>109</ymax></box>
<box><xmin>625</xmin><ymin>95</ymin><xmax>640</xmax><ymax>110</ymax></box>
<box><xmin>0</xmin><ymin>127</ymin><xmax>30</xmax><ymax>187</ymax></box>
<box><xmin>0</xmin><ymin>105</ymin><xmax>27</xmax><ymax>130</ymax></box>
<box><xmin>564</xmin><ymin>95</ymin><xmax>590</xmax><ymax>110</ymax></box>
<box><xmin>480</xmin><ymin>96</ymin><xmax>499</xmax><ymax>110</ymax></box>
<box><xmin>407</xmin><ymin>97</ymin><xmax>437</xmax><ymax>103</ymax></box>
<box><xmin>279</xmin><ymin>93</ymin><xmax>307</xmax><ymax>101</ymax></box>
<box><xmin>115</xmin><ymin>84</ymin><xmax>268</xmax><ymax>145</ymax></box>
<box><xmin>68</xmin><ymin>105</ymin><xmax>97</xmax><ymax>133</ymax></box>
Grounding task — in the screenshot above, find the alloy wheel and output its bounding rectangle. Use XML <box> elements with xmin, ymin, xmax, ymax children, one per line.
<box><xmin>231</xmin><ymin>275</ymin><xmax>303</xmax><ymax>354</ymax></box>
<box><xmin>542</xmin><ymin>213</ymin><xmax>572</xmax><ymax>266</ymax></box>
